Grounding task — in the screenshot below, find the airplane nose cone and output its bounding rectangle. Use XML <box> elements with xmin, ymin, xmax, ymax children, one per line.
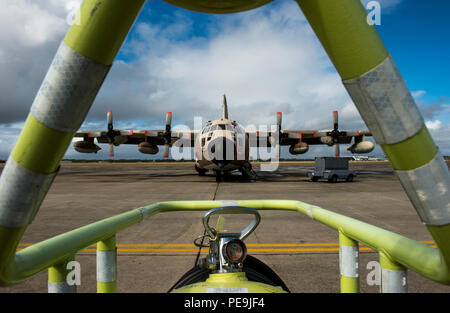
<box><xmin>205</xmin><ymin>136</ymin><xmax>235</xmax><ymax>164</ymax></box>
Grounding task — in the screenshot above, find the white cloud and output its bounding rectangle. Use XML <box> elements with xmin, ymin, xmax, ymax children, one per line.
<box><xmin>426</xmin><ymin>120</ymin><xmax>443</xmax><ymax>131</ymax></box>
<box><xmin>91</xmin><ymin>0</ymin><xmax>359</xmax><ymax>134</ymax></box>
<box><xmin>428</xmin><ymin>123</ymin><xmax>450</xmax><ymax>156</ymax></box>
<box><xmin>412</xmin><ymin>90</ymin><xmax>426</xmax><ymax>99</ymax></box>
<box><xmin>0</xmin><ymin>1</ymin><xmax>68</xmax><ymax>47</ymax></box>
<box><xmin>0</xmin><ymin>0</ymin><xmax>74</xmax><ymax>126</ymax></box>
<box><xmin>1</xmin><ymin>0</ymin><xmax>446</xmax><ymax>160</ymax></box>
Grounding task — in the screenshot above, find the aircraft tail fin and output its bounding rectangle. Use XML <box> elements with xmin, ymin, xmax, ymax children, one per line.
<box><xmin>222</xmin><ymin>94</ymin><xmax>229</xmax><ymax>119</ymax></box>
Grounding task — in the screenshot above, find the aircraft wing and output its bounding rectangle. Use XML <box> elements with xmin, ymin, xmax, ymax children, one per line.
<box><xmin>245</xmin><ymin>128</ymin><xmax>373</xmax><ymax>157</ymax></box>
<box><xmin>279</xmin><ymin>129</ymin><xmax>372</xmax><ymax>146</ymax></box>
<box><xmin>245</xmin><ymin>129</ymin><xmax>372</xmax><ymax>146</ymax></box>
<box><xmin>73</xmin><ymin>111</ymin><xmax>197</xmax><ymax>157</ymax></box>
<box><xmin>245</xmin><ymin>110</ymin><xmax>374</xmax><ymax>156</ymax></box>
<box><xmin>74</xmin><ymin>129</ymin><xmax>196</xmax><ymax>146</ymax></box>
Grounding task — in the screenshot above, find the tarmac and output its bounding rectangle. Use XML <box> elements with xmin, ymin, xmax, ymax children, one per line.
<box><xmin>1</xmin><ymin>160</ymin><xmax>449</xmax><ymax>293</ymax></box>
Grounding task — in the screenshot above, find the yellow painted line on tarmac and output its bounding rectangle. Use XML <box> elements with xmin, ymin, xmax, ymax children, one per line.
<box><xmin>16</xmin><ymin>241</ymin><xmax>436</xmax><ymax>253</ymax></box>
<box><xmin>115</xmin><ymin>243</ymin><xmax>342</xmax><ymax>247</ymax></box>
<box><xmin>116</xmin><ymin>243</ymin><xmax>196</xmax><ymax>247</ymax></box>
<box><xmin>79</xmin><ymin>247</ymin><xmax>390</xmax><ymax>253</ymax></box>
<box><xmin>17</xmin><ymin>240</ymin><xmax>435</xmax><ymax>247</ymax></box>
<box><xmin>82</xmin><ymin>248</ymin><xmax>205</xmax><ymax>252</ymax></box>
<box><xmin>247</xmin><ymin>243</ymin><xmax>339</xmax><ymax>247</ymax></box>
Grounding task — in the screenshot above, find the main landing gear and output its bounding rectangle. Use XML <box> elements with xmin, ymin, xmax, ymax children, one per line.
<box><xmin>195</xmin><ymin>164</ymin><xmax>207</xmax><ymax>177</ymax></box>
<box><xmin>241</xmin><ymin>164</ymin><xmax>257</xmax><ymax>181</ymax></box>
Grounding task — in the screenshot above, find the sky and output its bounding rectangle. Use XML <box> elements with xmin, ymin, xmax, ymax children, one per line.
<box><xmin>0</xmin><ymin>0</ymin><xmax>449</xmax><ymax>160</ymax></box>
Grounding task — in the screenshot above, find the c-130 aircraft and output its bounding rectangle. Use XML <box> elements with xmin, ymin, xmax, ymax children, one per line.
<box><xmin>74</xmin><ymin>95</ymin><xmax>375</xmax><ymax>181</ymax></box>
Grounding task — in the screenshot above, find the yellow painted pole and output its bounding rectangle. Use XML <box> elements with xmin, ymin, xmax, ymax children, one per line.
<box><xmin>295</xmin><ymin>0</ymin><xmax>449</xmax><ymax>266</ymax></box>
<box><xmin>339</xmin><ymin>232</ymin><xmax>360</xmax><ymax>293</ymax></box>
<box><xmin>0</xmin><ymin>200</ymin><xmax>449</xmax><ymax>288</ymax></box>
<box><xmin>379</xmin><ymin>252</ymin><xmax>407</xmax><ymax>293</ymax></box>
<box><xmin>48</xmin><ymin>255</ymin><xmax>77</xmax><ymax>293</ymax></box>
<box><xmin>97</xmin><ymin>235</ymin><xmax>117</xmax><ymax>293</ymax></box>
<box><xmin>0</xmin><ymin>0</ymin><xmax>145</xmax><ymax>284</ymax></box>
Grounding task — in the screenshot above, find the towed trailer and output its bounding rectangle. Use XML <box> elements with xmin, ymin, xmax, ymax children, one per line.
<box><xmin>308</xmin><ymin>157</ymin><xmax>356</xmax><ymax>183</ymax></box>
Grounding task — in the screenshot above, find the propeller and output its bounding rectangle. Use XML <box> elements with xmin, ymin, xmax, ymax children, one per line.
<box><xmin>106</xmin><ymin>110</ymin><xmax>115</xmax><ymax>157</ymax></box>
<box><xmin>333</xmin><ymin>110</ymin><xmax>340</xmax><ymax>157</ymax></box>
<box><xmin>277</xmin><ymin>111</ymin><xmax>282</xmax><ymax>131</ymax></box>
<box><xmin>108</xmin><ymin>143</ymin><xmax>115</xmax><ymax>158</ymax></box>
<box><xmin>329</xmin><ymin>110</ymin><xmax>340</xmax><ymax>157</ymax></box>
<box><xmin>163</xmin><ymin>112</ymin><xmax>172</xmax><ymax>158</ymax></box>
<box><xmin>334</xmin><ymin>141</ymin><xmax>340</xmax><ymax>158</ymax></box>
<box><xmin>328</xmin><ymin>110</ymin><xmax>366</xmax><ymax>157</ymax></box>
<box><xmin>274</xmin><ymin>112</ymin><xmax>282</xmax><ymax>159</ymax></box>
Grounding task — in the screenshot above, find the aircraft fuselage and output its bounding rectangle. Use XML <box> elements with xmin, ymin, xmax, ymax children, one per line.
<box><xmin>194</xmin><ymin>118</ymin><xmax>250</xmax><ymax>174</ymax></box>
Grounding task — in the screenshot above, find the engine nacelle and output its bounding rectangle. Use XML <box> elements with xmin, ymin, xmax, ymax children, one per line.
<box><xmin>113</xmin><ymin>135</ymin><xmax>128</xmax><ymax>146</ymax></box>
<box><xmin>138</xmin><ymin>142</ymin><xmax>159</xmax><ymax>155</ymax></box>
<box><xmin>289</xmin><ymin>142</ymin><xmax>309</xmax><ymax>155</ymax></box>
<box><xmin>348</xmin><ymin>141</ymin><xmax>375</xmax><ymax>154</ymax></box>
<box><xmin>74</xmin><ymin>141</ymin><xmax>101</xmax><ymax>154</ymax></box>
<box><xmin>320</xmin><ymin>136</ymin><xmax>334</xmax><ymax>146</ymax></box>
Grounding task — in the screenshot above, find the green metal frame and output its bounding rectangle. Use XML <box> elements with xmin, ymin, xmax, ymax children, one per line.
<box><xmin>0</xmin><ymin>200</ymin><xmax>449</xmax><ymax>291</ymax></box>
<box><xmin>0</xmin><ymin>0</ymin><xmax>448</xmax><ymax>293</ymax></box>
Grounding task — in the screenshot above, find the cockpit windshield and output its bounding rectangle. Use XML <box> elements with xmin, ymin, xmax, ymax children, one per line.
<box><xmin>235</xmin><ymin>124</ymin><xmax>244</xmax><ymax>134</ymax></box>
<box><xmin>202</xmin><ymin>124</ymin><xmax>237</xmax><ymax>133</ymax></box>
<box><xmin>202</xmin><ymin>125</ymin><xmax>213</xmax><ymax>134</ymax></box>
<box><xmin>217</xmin><ymin>124</ymin><xmax>235</xmax><ymax>131</ymax></box>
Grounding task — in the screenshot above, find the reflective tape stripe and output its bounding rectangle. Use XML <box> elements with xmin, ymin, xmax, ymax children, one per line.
<box><xmin>343</xmin><ymin>55</ymin><xmax>423</xmax><ymax>145</ymax></box>
<box><xmin>339</xmin><ymin>245</ymin><xmax>359</xmax><ymax>278</ymax></box>
<box><xmin>395</xmin><ymin>153</ymin><xmax>450</xmax><ymax>226</ymax></box>
<box><xmin>381</xmin><ymin>268</ymin><xmax>407</xmax><ymax>293</ymax></box>
<box><xmin>0</xmin><ymin>157</ymin><xmax>58</xmax><ymax>228</ymax></box>
<box><xmin>48</xmin><ymin>281</ymin><xmax>76</xmax><ymax>293</ymax></box>
<box><xmin>30</xmin><ymin>41</ymin><xmax>110</xmax><ymax>133</ymax></box>
<box><xmin>97</xmin><ymin>250</ymin><xmax>116</xmax><ymax>283</ymax></box>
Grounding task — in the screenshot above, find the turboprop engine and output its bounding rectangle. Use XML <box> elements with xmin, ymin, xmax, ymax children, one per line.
<box><xmin>320</xmin><ymin>136</ymin><xmax>334</xmax><ymax>146</ymax></box>
<box><xmin>138</xmin><ymin>142</ymin><xmax>159</xmax><ymax>155</ymax></box>
<box><xmin>74</xmin><ymin>141</ymin><xmax>101</xmax><ymax>153</ymax></box>
<box><xmin>348</xmin><ymin>141</ymin><xmax>375</xmax><ymax>154</ymax></box>
<box><xmin>289</xmin><ymin>142</ymin><xmax>309</xmax><ymax>155</ymax></box>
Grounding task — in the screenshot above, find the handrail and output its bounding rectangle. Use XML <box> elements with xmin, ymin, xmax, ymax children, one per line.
<box><xmin>0</xmin><ymin>0</ymin><xmax>448</xmax><ymax>293</ymax></box>
<box><xmin>1</xmin><ymin>199</ymin><xmax>449</xmax><ymax>290</ymax></box>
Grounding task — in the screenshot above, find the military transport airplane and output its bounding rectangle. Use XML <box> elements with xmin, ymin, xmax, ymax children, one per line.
<box><xmin>73</xmin><ymin>95</ymin><xmax>375</xmax><ymax>181</ymax></box>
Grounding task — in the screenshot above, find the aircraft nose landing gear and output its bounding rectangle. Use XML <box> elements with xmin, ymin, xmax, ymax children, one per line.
<box><xmin>214</xmin><ymin>170</ymin><xmax>222</xmax><ymax>182</ymax></box>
